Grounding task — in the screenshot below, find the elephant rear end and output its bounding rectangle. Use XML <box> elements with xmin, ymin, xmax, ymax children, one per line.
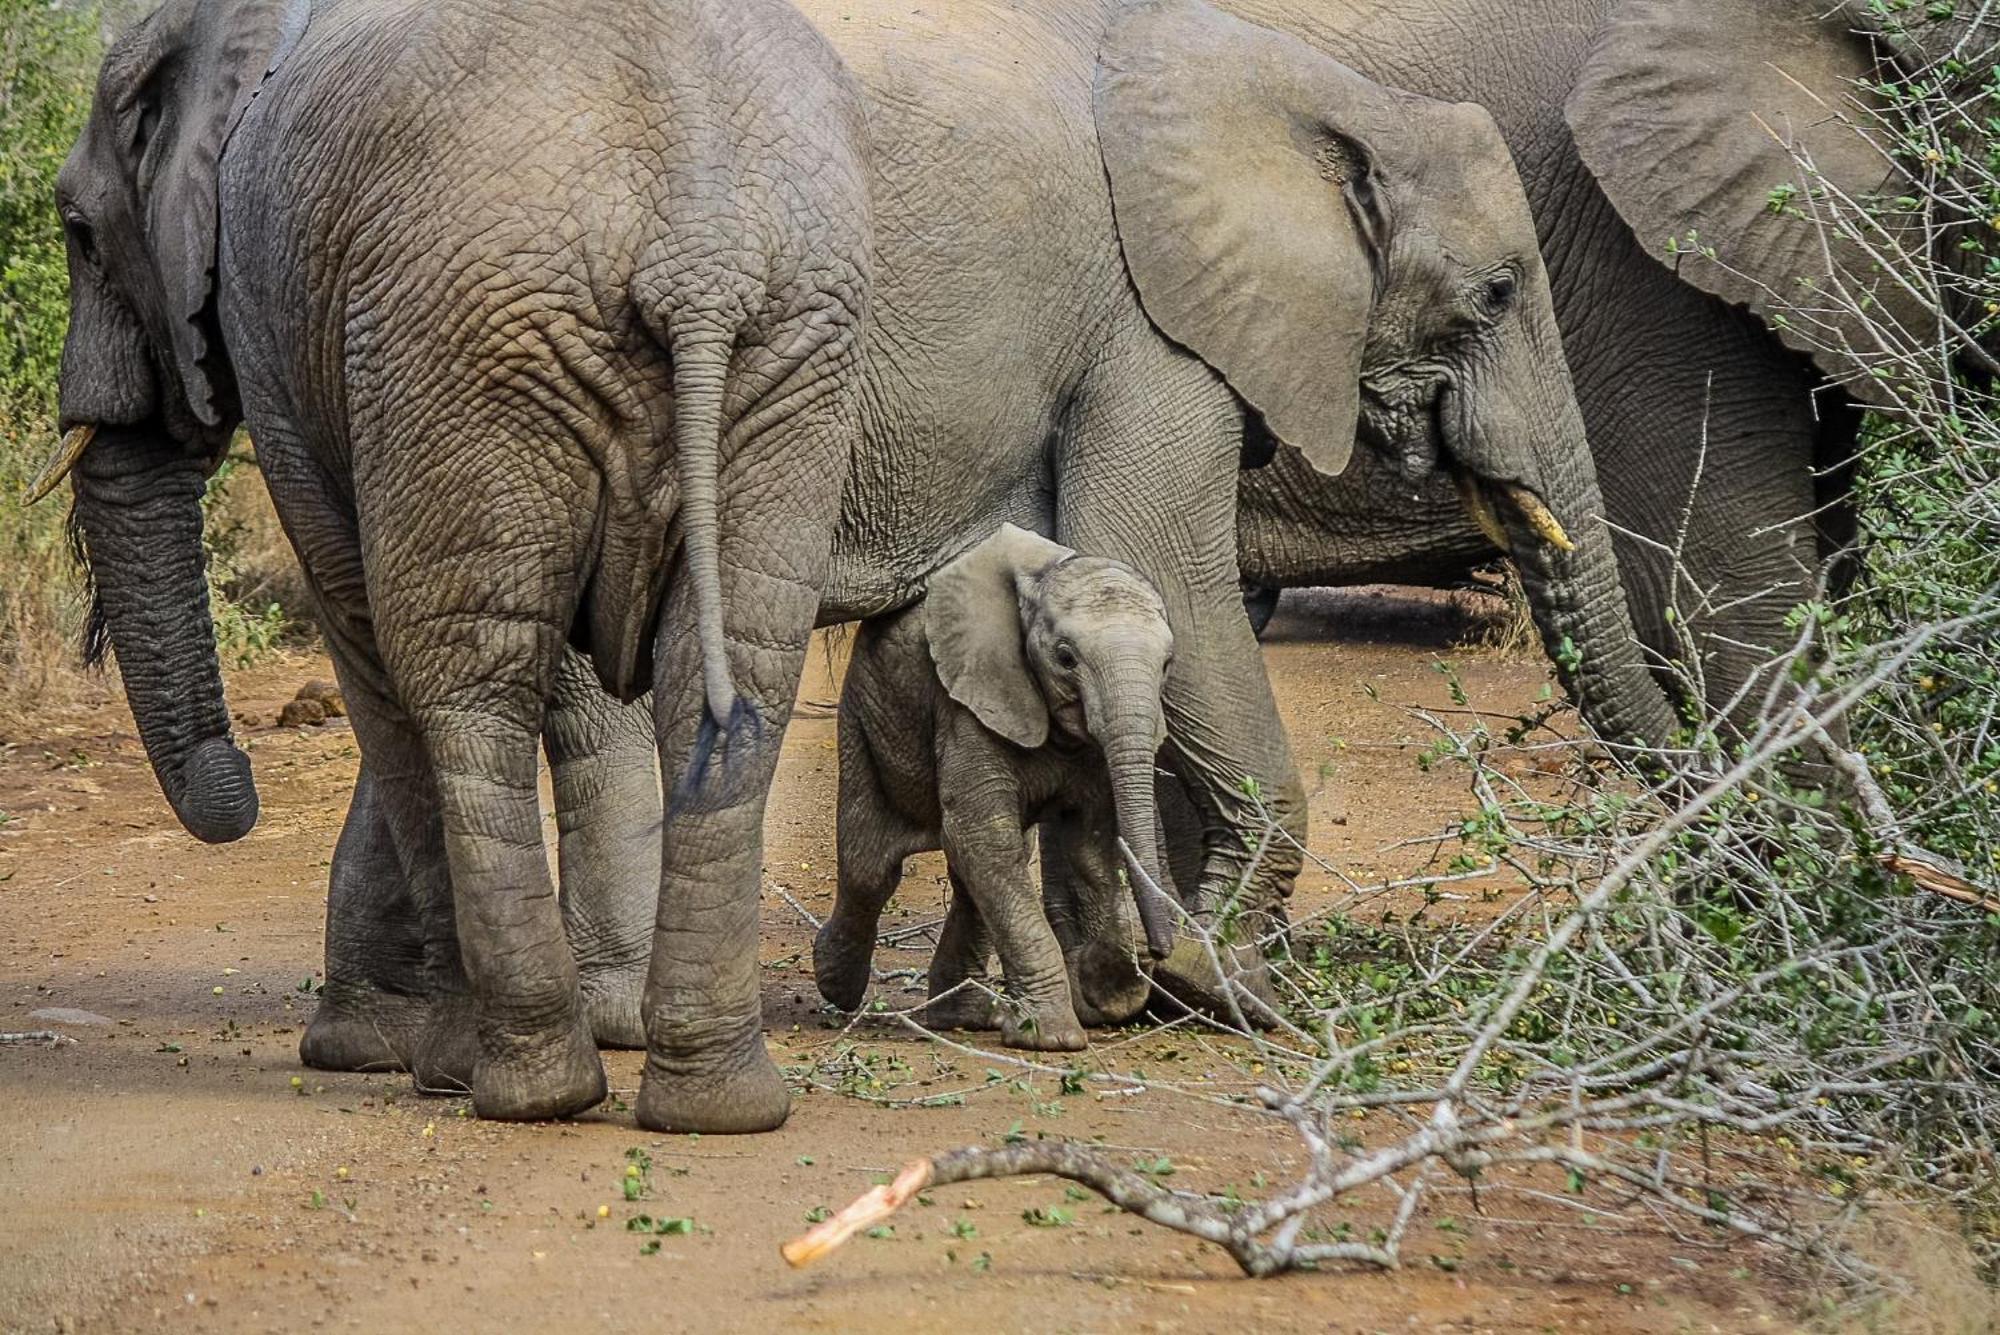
<box><xmin>205</xmin><ymin>0</ymin><xmax>875</xmax><ymax>1128</ymax></box>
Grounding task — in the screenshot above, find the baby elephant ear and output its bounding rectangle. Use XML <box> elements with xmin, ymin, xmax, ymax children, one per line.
<box><xmin>926</xmin><ymin>524</ymin><xmax>1072</xmax><ymax>750</ymax></box>
<box><xmin>1096</xmin><ymin>0</ymin><xmax>1393</xmax><ymax>478</ymax></box>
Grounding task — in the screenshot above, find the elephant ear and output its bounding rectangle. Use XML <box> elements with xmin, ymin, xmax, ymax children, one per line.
<box><xmin>1566</xmin><ymin>0</ymin><xmax>1928</xmax><ymax>407</ymax></box>
<box><xmin>1095</xmin><ymin>0</ymin><xmax>1394</xmax><ymax>477</ymax></box>
<box><xmin>114</xmin><ymin>0</ymin><xmax>310</xmax><ymax>425</ymax></box>
<box><xmin>925</xmin><ymin>524</ymin><xmax>1073</xmax><ymax>751</ymax></box>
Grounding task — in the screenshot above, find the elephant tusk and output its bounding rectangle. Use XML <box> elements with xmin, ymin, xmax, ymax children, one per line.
<box><xmin>1499</xmin><ymin>483</ymin><xmax>1574</xmax><ymax>553</ymax></box>
<box><xmin>1453</xmin><ymin>471</ymin><xmax>1511</xmax><ymax>553</ymax></box>
<box><xmin>24</xmin><ymin>424</ymin><xmax>96</xmax><ymax>505</ymax></box>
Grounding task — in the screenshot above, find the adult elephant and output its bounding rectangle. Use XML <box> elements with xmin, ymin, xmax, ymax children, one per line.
<box><xmin>1220</xmin><ymin>0</ymin><xmax>1988</xmax><ymax>731</ymax></box>
<box><xmin>790</xmin><ymin>0</ymin><xmax>1675</xmax><ymax>943</ymax></box>
<box><xmin>321</xmin><ymin>0</ymin><xmax>1681</xmax><ymax>1055</ymax></box>
<box><xmin>48</xmin><ymin>0</ymin><xmax>874</xmax><ymax>1129</ymax></box>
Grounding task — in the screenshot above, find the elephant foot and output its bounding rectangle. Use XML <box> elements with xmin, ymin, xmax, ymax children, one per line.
<box><xmin>812</xmin><ymin>919</ymin><xmax>874</xmax><ymax>1012</ymax></box>
<box><xmin>578</xmin><ymin>961</ymin><xmax>648</xmax><ymax>1050</ymax></box>
<box><xmin>634</xmin><ymin>1038</ymin><xmax>791</xmax><ymax>1134</ymax></box>
<box><xmin>920</xmin><ymin>986</ymin><xmax>998</xmax><ymax>1032</ymax></box>
<box><xmin>998</xmin><ymin>1001</ymin><xmax>1087</xmax><ymax>1053</ymax></box>
<box><xmin>1150</xmin><ymin>937</ymin><xmax>1281</xmax><ymax>1030</ymax></box>
<box><xmin>1068</xmin><ymin>940</ymin><xmax>1150</xmax><ymax>1027</ymax></box>
<box><xmin>408</xmin><ymin>995</ymin><xmax>483</xmax><ymax>1096</ymax></box>
<box><xmin>300</xmin><ymin>983</ymin><xmax>427</xmax><ymax>1072</ymax></box>
<box><xmin>472</xmin><ymin>1014</ymin><xmax>607</xmax><ymax>1122</ymax></box>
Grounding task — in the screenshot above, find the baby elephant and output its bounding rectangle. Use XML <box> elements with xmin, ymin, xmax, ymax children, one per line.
<box><xmin>816</xmin><ymin>524</ymin><xmax>1182</xmax><ymax>1050</ymax></box>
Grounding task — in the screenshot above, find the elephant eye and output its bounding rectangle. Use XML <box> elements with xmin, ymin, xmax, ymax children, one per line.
<box><xmin>1053</xmin><ymin>642</ymin><xmax>1079</xmax><ymax>671</ymax></box>
<box><xmin>65</xmin><ymin>214</ymin><xmax>99</xmax><ymax>267</ymax></box>
<box><xmin>1477</xmin><ymin>269</ymin><xmax>1518</xmax><ymax>317</ymax></box>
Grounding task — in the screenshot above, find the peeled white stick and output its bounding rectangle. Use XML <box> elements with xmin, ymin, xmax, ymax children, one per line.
<box><xmin>781</xmin><ymin>1159</ymin><xmax>934</xmax><ymax>1268</ymax></box>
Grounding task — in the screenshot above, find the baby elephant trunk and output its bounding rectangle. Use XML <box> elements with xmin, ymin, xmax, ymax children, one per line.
<box><xmin>1090</xmin><ymin>659</ymin><xmax>1179</xmax><ymax>962</ymax></box>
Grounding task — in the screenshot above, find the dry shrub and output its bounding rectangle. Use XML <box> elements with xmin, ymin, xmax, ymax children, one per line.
<box><xmin>1821</xmin><ymin>1210</ymin><xmax>2000</xmax><ymax>1334</ymax></box>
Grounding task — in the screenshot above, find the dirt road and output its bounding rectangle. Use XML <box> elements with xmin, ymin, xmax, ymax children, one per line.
<box><xmin>0</xmin><ymin>591</ymin><xmax>1791</xmax><ymax>1333</ymax></box>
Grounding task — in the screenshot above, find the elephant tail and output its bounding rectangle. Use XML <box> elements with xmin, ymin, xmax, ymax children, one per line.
<box><xmin>670</xmin><ymin>329</ymin><xmax>742</xmax><ymax>738</ymax></box>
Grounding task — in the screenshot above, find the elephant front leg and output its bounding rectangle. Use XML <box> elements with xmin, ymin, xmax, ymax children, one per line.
<box><xmin>301</xmin><ymin>605</ymin><xmax>483</xmax><ymax>1087</ymax></box>
<box><xmin>545</xmin><ymin>650</ymin><xmax>660</xmax><ymax>1050</ymax></box>
<box><xmin>1037</xmin><ymin>808</ymin><xmax>1150</xmax><ymax>1027</ymax></box>
<box><xmin>1055</xmin><ymin>347</ymin><xmax>1298</xmax><ymax>1018</ymax></box>
<box><xmin>939</xmin><ymin>773</ymin><xmax>1084</xmax><ymax>1052</ymax></box>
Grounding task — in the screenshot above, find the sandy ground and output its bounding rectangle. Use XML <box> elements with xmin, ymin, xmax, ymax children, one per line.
<box><xmin>0</xmin><ymin>589</ymin><xmax>1800</xmax><ymax>1334</ymax></box>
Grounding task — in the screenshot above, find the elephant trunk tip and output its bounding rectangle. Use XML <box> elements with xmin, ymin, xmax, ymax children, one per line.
<box><xmin>1117</xmin><ymin>839</ymin><xmax>1177</xmax><ymax>960</ymax></box>
<box><xmin>171</xmin><ymin>736</ymin><xmax>259</xmax><ymax>843</ymax></box>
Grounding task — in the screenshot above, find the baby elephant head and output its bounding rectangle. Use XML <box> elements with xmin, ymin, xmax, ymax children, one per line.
<box><xmin>927</xmin><ymin>524</ymin><xmax>1179</xmax><ymax>968</ymax></box>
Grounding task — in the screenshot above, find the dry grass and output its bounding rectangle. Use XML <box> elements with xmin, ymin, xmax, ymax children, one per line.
<box><xmin>1820</xmin><ymin>1211</ymin><xmax>2000</xmax><ymax>1333</ymax></box>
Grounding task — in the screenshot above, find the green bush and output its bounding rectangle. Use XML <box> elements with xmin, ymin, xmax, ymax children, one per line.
<box><xmin>0</xmin><ymin>0</ymin><xmax>102</xmax><ymax>708</ymax></box>
<box><xmin>0</xmin><ymin>0</ymin><xmax>298</xmax><ymax>709</ymax></box>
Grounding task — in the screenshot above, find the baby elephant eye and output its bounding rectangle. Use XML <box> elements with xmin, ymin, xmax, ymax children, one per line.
<box><xmin>1053</xmin><ymin>642</ymin><xmax>1079</xmax><ymax>671</ymax></box>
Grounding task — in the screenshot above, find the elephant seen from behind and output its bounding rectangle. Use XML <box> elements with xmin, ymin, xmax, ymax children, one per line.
<box><xmin>50</xmin><ymin>0</ymin><xmax>872</xmax><ymax>1130</ymax></box>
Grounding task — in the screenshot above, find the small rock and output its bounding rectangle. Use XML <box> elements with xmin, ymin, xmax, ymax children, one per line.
<box><xmin>28</xmin><ymin>1007</ymin><xmax>114</xmax><ymax>1028</ymax></box>
<box><xmin>296</xmin><ymin>680</ymin><xmax>346</xmax><ymax>717</ymax></box>
<box><xmin>279</xmin><ymin>698</ymin><xmax>327</xmax><ymax>729</ymax></box>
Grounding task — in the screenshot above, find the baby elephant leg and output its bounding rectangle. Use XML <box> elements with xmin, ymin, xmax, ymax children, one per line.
<box><xmin>921</xmin><ymin>878</ymin><xmax>999</xmax><ymax>1031</ymax></box>
<box><xmin>817</xmin><ymin>734</ymin><xmax>915</xmax><ymax>1011</ymax></box>
<box><xmin>940</xmin><ymin>804</ymin><xmax>1085</xmax><ymax>1053</ymax></box>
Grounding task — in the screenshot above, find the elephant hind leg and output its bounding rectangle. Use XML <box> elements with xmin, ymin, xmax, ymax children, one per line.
<box><xmin>634</xmin><ymin>366</ymin><xmax>854</xmax><ymax>1134</ymax></box>
<box><xmin>817</xmin><ymin>723</ymin><xmax>927</xmax><ymax>1012</ymax></box>
<box><xmin>362</xmin><ymin>454</ymin><xmax>605</xmax><ymax>1123</ymax></box>
<box><xmin>546</xmin><ymin>649</ymin><xmax>660</xmax><ymax>1050</ymax></box>
<box><xmin>635</xmin><ymin>554</ymin><xmax>822</xmax><ymax>1133</ymax></box>
<box><xmin>921</xmin><ymin>880</ymin><xmax>998</xmax><ymax>1032</ymax></box>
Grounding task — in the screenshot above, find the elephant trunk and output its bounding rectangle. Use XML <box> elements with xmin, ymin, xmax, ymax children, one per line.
<box><xmin>1447</xmin><ymin>306</ymin><xmax>1682</xmax><ymax>754</ymax></box>
<box><xmin>70</xmin><ymin>425</ymin><xmax>258</xmax><ymax>842</ymax></box>
<box><xmin>1086</xmin><ymin>657</ymin><xmax>1178</xmax><ymax>961</ymax></box>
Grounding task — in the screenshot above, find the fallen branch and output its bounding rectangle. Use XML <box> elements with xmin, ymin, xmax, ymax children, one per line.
<box><xmin>1814</xmin><ymin>728</ymin><xmax>2000</xmax><ymax>913</ymax></box>
<box><xmin>779</xmin><ymin>1139</ymin><xmax>1410</xmax><ymax>1276</ymax></box>
<box><xmin>0</xmin><ymin>1030</ymin><xmax>78</xmax><ymax>1047</ymax></box>
<box><xmin>1877</xmin><ymin>850</ymin><xmax>2000</xmax><ymax>914</ymax></box>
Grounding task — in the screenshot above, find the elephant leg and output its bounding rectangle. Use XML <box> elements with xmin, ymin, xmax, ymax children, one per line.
<box><xmin>300</xmin><ymin>761</ymin><xmax>429</xmax><ymax>1072</ymax></box>
<box><xmin>1054</xmin><ymin>337</ymin><xmax>1293</xmax><ymax>1014</ymax></box>
<box><xmin>817</xmin><ymin>730</ymin><xmax>918</xmax><ymax>1012</ymax></box>
<box><xmin>356</xmin><ymin>451</ymin><xmax>602</xmax><ymax>1121</ymax></box>
<box><xmin>545</xmin><ymin>650</ymin><xmax>659</xmax><ymax>1050</ymax></box>
<box><xmin>633</xmin><ymin>372</ymin><xmax>857</xmax><ymax>1132</ymax></box>
<box><xmin>245</xmin><ymin>427</ymin><xmax>471</xmax><ymax>1083</ymax></box>
<box><xmin>939</xmin><ymin>802</ymin><xmax>1084</xmax><ymax>1052</ymax></box>
<box><xmin>922</xmin><ymin>880</ymin><xmax>998</xmax><ymax>1032</ymax></box>
<box><xmin>1559</xmin><ymin>219</ymin><xmax>1839</xmax><ymax>739</ymax></box>
<box><xmin>634</xmin><ymin>564</ymin><xmax>818</xmax><ymax>1134</ymax></box>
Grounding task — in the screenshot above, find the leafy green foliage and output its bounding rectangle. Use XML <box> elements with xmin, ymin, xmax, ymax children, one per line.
<box><xmin>0</xmin><ymin>2</ymin><xmax>301</xmax><ymax>704</ymax></box>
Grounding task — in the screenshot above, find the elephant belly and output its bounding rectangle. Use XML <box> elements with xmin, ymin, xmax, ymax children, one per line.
<box><xmin>795</xmin><ymin>0</ymin><xmax>1135</xmax><ymax>623</ymax></box>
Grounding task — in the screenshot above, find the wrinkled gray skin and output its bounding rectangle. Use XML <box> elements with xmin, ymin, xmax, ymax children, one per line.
<box><xmin>306</xmin><ymin>653</ymin><xmax>662</xmax><ymax>1072</ymax></box>
<box><xmin>319</xmin><ymin>0</ymin><xmax>1676</xmax><ymax>1050</ymax></box>
<box><xmin>1216</xmin><ymin>0</ymin><xmax>1995</xmax><ymax>733</ymax></box>
<box><xmin>816</xmin><ymin>525</ymin><xmax>1178</xmax><ymax>1050</ymax></box>
<box><xmin>791</xmin><ymin>0</ymin><xmax>1673</xmax><ymax>961</ymax></box>
<box><xmin>53</xmin><ymin>0</ymin><xmax>871</xmax><ymax>1130</ymax></box>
